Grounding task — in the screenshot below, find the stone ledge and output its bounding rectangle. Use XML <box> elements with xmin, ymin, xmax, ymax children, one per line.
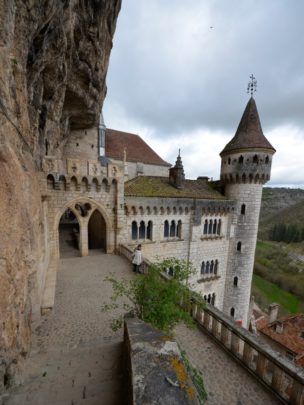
<box><xmin>197</xmin><ymin>275</ymin><xmax>220</xmax><ymax>283</ymax></box>
<box><xmin>124</xmin><ymin>317</ymin><xmax>200</xmax><ymax>405</ymax></box>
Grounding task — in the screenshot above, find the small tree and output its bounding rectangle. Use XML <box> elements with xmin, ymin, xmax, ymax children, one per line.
<box><xmin>102</xmin><ymin>257</ymin><xmax>204</xmax><ymax>332</ymax></box>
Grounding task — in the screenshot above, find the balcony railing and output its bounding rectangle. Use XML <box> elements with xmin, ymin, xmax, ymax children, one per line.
<box><xmin>119</xmin><ymin>243</ymin><xmax>304</xmax><ymax>404</ymax></box>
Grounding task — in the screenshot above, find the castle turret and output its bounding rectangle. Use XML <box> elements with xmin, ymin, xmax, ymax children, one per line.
<box><xmin>221</xmin><ymin>96</ymin><xmax>275</xmax><ymax>326</ymax></box>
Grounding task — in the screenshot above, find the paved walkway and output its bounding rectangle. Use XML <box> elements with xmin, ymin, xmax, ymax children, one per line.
<box><xmin>4</xmin><ymin>252</ymin><xmax>281</xmax><ymax>405</ymax></box>
<box><xmin>4</xmin><ymin>253</ymin><xmax>134</xmax><ymax>405</ymax></box>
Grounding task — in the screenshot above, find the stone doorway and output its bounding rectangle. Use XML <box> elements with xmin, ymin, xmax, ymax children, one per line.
<box><xmin>59</xmin><ymin>209</ymin><xmax>80</xmax><ymax>258</ymax></box>
<box><xmin>88</xmin><ymin>209</ymin><xmax>106</xmax><ymax>252</ymax></box>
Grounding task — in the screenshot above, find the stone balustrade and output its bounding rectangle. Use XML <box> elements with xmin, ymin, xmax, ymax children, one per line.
<box><xmin>119</xmin><ymin>243</ymin><xmax>304</xmax><ymax>404</ymax></box>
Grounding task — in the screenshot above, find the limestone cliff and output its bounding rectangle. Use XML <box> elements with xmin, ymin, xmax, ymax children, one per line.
<box><xmin>0</xmin><ymin>0</ymin><xmax>121</xmax><ymax>391</ymax></box>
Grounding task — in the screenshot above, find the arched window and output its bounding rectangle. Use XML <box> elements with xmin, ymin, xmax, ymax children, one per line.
<box><xmin>238</xmin><ymin>155</ymin><xmax>244</xmax><ymax>164</ymax></box>
<box><xmin>207</xmin><ymin>294</ymin><xmax>211</xmax><ymax>303</ymax></box>
<box><xmin>233</xmin><ymin>276</ymin><xmax>238</xmax><ymax>287</ymax></box>
<box><xmin>210</xmin><ymin>260</ymin><xmax>214</xmax><ymax>274</ymax></box>
<box><xmin>237</xmin><ymin>241</ymin><xmax>242</xmax><ymax>252</ymax></box>
<box><xmin>217</xmin><ymin>219</ymin><xmax>221</xmax><ymax>235</ymax></box>
<box><xmin>228</xmin><ymin>157</ymin><xmax>231</xmax><ymax>164</ymax></box>
<box><xmin>214</xmin><ymin>260</ymin><xmax>218</xmax><ymax>275</ymax></box>
<box><xmin>164</xmin><ymin>220</ymin><xmax>169</xmax><ymax>238</ymax></box>
<box><xmin>131</xmin><ymin>221</ymin><xmax>138</xmax><ymax>240</ymax></box>
<box><xmin>201</xmin><ymin>262</ymin><xmax>205</xmax><ymax>275</ymax></box>
<box><xmin>147</xmin><ymin>221</ymin><xmax>153</xmax><ymax>240</ymax></box>
<box><xmin>204</xmin><ymin>295</ymin><xmax>207</xmax><ymax>301</ymax></box>
<box><xmin>208</xmin><ymin>219</ymin><xmax>213</xmax><ymax>234</ymax></box>
<box><xmin>47</xmin><ymin>174</ymin><xmax>55</xmax><ymax>190</ymax></box>
<box><xmin>170</xmin><ymin>220</ymin><xmax>176</xmax><ymax>237</ymax></box>
<box><xmin>139</xmin><ymin>221</ymin><xmax>146</xmax><ymax>239</ymax></box>
<box><xmin>203</xmin><ymin>219</ymin><xmax>208</xmax><ymax>234</ymax></box>
<box><xmin>230</xmin><ymin>307</ymin><xmax>235</xmax><ymax>317</ymax></box>
<box><xmin>241</xmin><ymin>204</ymin><xmax>246</xmax><ymax>215</ymax></box>
<box><xmin>211</xmin><ymin>293</ymin><xmax>216</xmax><ymax>306</ymax></box>
<box><xmin>242</xmin><ymin>173</ymin><xmax>246</xmax><ymax>183</ymax></box>
<box><xmin>213</xmin><ymin>219</ymin><xmax>217</xmax><ymax>234</ymax></box>
<box><xmin>265</xmin><ymin>156</ymin><xmax>269</xmax><ymax>164</ymax></box>
<box><xmin>177</xmin><ymin>220</ymin><xmax>182</xmax><ymax>238</ymax></box>
<box><xmin>206</xmin><ymin>261</ymin><xmax>210</xmax><ymax>274</ymax></box>
<box><xmin>253</xmin><ymin>154</ymin><xmax>258</xmax><ymax>164</ymax></box>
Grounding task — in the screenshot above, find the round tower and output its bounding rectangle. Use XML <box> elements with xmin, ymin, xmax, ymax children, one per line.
<box><xmin>221</xmin><ymin>96</ymin><xmax>276</xmax><ymax>327</ymax></box>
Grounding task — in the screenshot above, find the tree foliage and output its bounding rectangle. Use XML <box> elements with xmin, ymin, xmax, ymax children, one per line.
<box><xmin>102</xmin><ymin>257</ymin><xmax>204</xmax><ymax>332</ymax></box>
<box><xmin>269</xmin><ymin>223</ymin><xmax>304</xmax><ymax>243</ymax></box>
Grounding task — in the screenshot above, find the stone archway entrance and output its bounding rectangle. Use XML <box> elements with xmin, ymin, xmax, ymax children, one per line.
<box><xmin>59</xmin><ymin>209</ymin><xmax>80</xmax><ymax>258</ymax></box>
<box><xmin>88</xmin><ymin>210</ymin><xmax>106</xmax><ymax>252</ymax></box>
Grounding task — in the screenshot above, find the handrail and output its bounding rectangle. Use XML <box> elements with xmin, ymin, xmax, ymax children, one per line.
<box><xmin>119</xmin><ymin>243</ymin><xmax>304</xmax><ymax>404</ymax></box>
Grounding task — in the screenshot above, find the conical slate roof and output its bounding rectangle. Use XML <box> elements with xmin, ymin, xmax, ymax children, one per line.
<box><xmin>220</xmin><ymin>97</ymin><xmax>276</xmax><ymax>156</ymax></box>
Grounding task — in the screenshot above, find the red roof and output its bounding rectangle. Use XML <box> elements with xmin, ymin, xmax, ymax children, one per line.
<box><xmin>105</xmin><ymin>129</ymin><xmax>170</xmax><ymax>166</ymax></box>
<box><xmin>259</xmin><ymin>313</ymin><xmax>304</xmax><ymax>362</ymax></box>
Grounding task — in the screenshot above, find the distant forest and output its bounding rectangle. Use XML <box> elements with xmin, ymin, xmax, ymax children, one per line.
<box><xmin>269</xmin><ymin>223</ymin><xmax>304</xmax><ymax>243</ymax></box>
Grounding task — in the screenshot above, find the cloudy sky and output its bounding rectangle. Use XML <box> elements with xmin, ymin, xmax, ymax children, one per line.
<box><xmin>104</xmin><ymin>0</ymin><xmax>304</xmax><ymax>187</ymax></box>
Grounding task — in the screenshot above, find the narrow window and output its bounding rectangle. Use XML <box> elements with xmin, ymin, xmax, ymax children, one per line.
<box><xmin>217</xmin><ymin>219</ymin><xmax>221</xmax><ymax>235</ymax></box>
<box><xmin>237</xmin><ymin>241</ymin><xmax>242</xmax><ymax>252</ymax></box>
<box><xmin>253</xmin><ymin>154</ymin><xmax>258</xmax><ymax>164</ymax></box>
<box><xmin>213</xmin><ymin>219</ymin><xmax>217</xmax><ymax>234</ymax></box>
<box><xmin>139</xmin><ymin>221</ymin><xmax>145</xmax><ymax>239</ymax></box>
<box><xmin>265</xmin><ymin>156</ymin><xmax>269</xmax><ymax>164</ymax></box>
<box><xmin>211</xmin><ymin>293</ymin><xmax>216</xmax><ymax>306</ymax></box>
<box><xmin>164</xmin><ymin>220</ymin><xmax>169</xmax><ymax>237</ymax></box>
<box><xmin>238</xmin><ymin>155</ymin><xmax>244</xmax><ymax>164</ymax></box>
<box><xmin>206</xmin><ymin>261</ymin><xmax>210</xmax><ymax>274</ymax></box>
<box><xmin>241</xmin><ymin>204</ymin><xmax>246</xmax><ymax>215</ymax></box>
<box><xmin>201</xmin><ymin>262</ymin><xmax>205</xmax><ymax>275</ymax></box>
<box><xmin>204</xmin><ymin>295</ymin><xmax>207</xmax><ymax>301</ymax></box>
<box><xmin>208</xmin><ymin>219</ymin><xmax>213</xmax><ymax>234</ymax></box>
<box><xmin>203</xmin><ymin>219</ymin><xmax>208</xmax><ymax>235</ymax></box>
<box><xmin>233</xmin><ymin>276</ymin><xmax>238</xmax><ymax>287</ymax></box>
<box><xmin>230</xmin><ymin>307</ymin><xmax>235</xmax><ymax>317</ymax></box>
<box><xmin>228</xmin><ymin>157</ymin><xmax>231</xmax><ymax>164</ymax></box>
<box><xmin>177</xmin><ymin>220</ymin><xmax>182</xmax><ymax>238</ymax></box>
<box><xmin>207</xmin><ymin>294</ymin><xmax>211</xmax><ymax>303</ymax></box>
<box><xmin>147</xmin><ymin>221</ymin><xmax>153</xmax><ymax>240</ymax></box>
<box><xmin>214</xmin><ymin>260</ymin><xmax>218</xmax><ymax>275</ymax></box>
<box><xmin>170</xmin><ymin>220</ymin><xmax>176</xmax><ymax>237</ymax></box>
<box><xmin>210</xmin><ymin>260</ymin><xmax>214</xmax><ymax>274</ymax></box>
<box><xmin>131</xmin><ymin>221</ymin><xmax>138</xmax><ymax>240</ymax></box>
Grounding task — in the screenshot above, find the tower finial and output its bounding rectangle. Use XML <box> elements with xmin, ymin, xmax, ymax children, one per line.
<box><xmin>178</xmin><ymin>148</ymin><xmax>181</xmax><ymax>157</ymax></box>
<box><xmin>247</xmin><ymin>74</ymin><xmax>257</xmax><ymax>96</ymax></box>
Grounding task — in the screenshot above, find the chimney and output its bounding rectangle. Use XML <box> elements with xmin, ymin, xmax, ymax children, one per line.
<box><xmin>269</xmin><ymin>303</ymin><xmax>279</xmax><ymax>323</ymax></box>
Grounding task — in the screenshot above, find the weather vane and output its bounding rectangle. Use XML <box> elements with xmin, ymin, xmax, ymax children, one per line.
<box><xmin>247</xmin><ymin>74</ymin><xmax>257</xmax><ymax>96</ymax></box>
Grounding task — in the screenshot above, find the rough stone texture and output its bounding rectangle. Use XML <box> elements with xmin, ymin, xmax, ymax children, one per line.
<box><xmin>0</xmin><ymin>0</ymin><xmax>121</xmax><ymax>392</ymax></box>
<box><xmin>124</xmin><ymin>317</ymin><xmax>200</xmax><ymax>405</ymax></box>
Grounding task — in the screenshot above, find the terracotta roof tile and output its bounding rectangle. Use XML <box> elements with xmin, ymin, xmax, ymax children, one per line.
<box><xmin>220</xmin><ymin>97</ymin><xmax>276</xmax><ymax>156</ymax></box>
<box><xmin>124</xmin><ymin>176</ymin><xmax>227</xmax><ymax>200</ymax></box>
<box><xmin>105</xmin><ymin>129</ymin><xmax>170</xmax><ymax>166</ymax></box>
<box><xmin>260</xmin><ymin>313</ymin><xmax>304</xmax><ymax>356</ymax></box>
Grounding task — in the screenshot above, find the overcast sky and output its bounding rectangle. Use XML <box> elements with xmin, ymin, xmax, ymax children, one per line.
<box><xmin>103</xmin><ymin>0</ymin><xmax>304</xmax><ymax>188</ymax></box>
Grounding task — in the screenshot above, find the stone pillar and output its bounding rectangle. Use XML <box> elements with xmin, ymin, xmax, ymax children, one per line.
<box><xmin>290</xmin><ymin>380</ymin><xmax>303</xmax><ymax>405</ymax></box>
<box><xmin>256</xmin><ymin>353</ymin><xmax>267</xmax><ymax>379</ymax></box>
<box><xmin>220</xmin><ymin>324</ymin><xmax>230</xmax><ymax>347</ymax></box>
<box><xmin>231</xmin><ymin>333</ymin><xmax>240</xmax><ymax>355</ymax></box>
<box><xmin>212</xmin><ymin>317</ymin><xmax>219</xmax><ymax>338</ymax></box>
<box><xmin>79</xmin><ymin>221</ymin><xmax>88</xmax><ymax>257</ymax></box>
<box><xmin>196</xmin><ymin>307</ymin><xmax>203</xmax><ymax>323</ymax></box>
<box><xmin>271</xmin><ymin>365</ymin><xmax>283</xmax><ymax>393</ymax></box>
<box><xmin>243</xmin><ymin>343</ymin><xmax>253</xmax><ymax>367</ymax></box>
<box><xmin>203</xmin><ymin>312</ymin><xmax>210</xmax><ymax>330</ymax></box>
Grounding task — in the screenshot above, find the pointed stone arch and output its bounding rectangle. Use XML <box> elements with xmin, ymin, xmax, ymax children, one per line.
<box><xmin>88</xmin><ymin>209</ymin><xmax>107</xmax><ymax>251</ymax></box>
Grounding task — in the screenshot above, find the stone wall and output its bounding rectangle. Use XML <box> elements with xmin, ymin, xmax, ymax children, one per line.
<box><xmin>0</xmin><ymin>0</ymin><xmax>121</xmax><ymax>391</ymax></box>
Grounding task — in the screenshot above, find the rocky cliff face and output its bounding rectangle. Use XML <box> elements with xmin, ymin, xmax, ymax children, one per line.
<box><xmin>0</xmin><ymin>0</ymin><xmax>121</xmax><ymax>391</ymax></box>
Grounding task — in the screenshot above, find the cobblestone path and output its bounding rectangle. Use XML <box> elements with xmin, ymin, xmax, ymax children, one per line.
<box><xmin>174</xmin><ymin>324</ymin><xmax>280</xmax><ymax>405</ymax></box>
<box><xmin>4</xmin><ymin>252</ymin><xmax>281</xmax><ymax>405</ymax></box>
<box><xmin>4</xmin><ymin>253</ymin><xmax>134</xmax><ymax>405</ymax></box>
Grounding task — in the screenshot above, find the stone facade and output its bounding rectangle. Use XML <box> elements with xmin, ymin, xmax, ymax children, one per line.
<box><xmin>35</xmin><ymin>96</ymin><xmax>275</xmax><ymax>331</ymax></box>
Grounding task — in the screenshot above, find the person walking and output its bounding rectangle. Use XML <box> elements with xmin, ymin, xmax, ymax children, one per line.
<box><xmin>132</xmin><ymin>244</ymin><xmax>142</xmax><ymax>273</ymax></box>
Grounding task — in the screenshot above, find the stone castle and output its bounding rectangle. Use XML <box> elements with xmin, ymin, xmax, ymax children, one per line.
<box><xmin>40</xmin><ymin>96</ymin><xmax>275</xmax><ymax>327</ymax></box>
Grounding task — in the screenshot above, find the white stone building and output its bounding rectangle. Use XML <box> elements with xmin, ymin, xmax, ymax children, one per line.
<box><xmin>38</xmin><ymin>96</ymin><xmax>275</xmax><ymax>327</ymax></box>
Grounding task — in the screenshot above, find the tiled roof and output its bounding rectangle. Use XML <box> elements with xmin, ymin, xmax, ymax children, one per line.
<box><xmin>220</xmin><ymin>97</ymin><xmax>276</xmax><ymax>156</ymax></box>
<box><xmin>259</xmin><ymin>313</ymin><xmax>304</xmax><ymax>357</ymax></box>
<box><xmin>124</xmin><ymin>176</ymin><xmax>227</xmax><ymax>200</ymax></box>
<box><xmin>105</xmin><ymin>129</ymin><xmax>171</xmax><ymax>166</ymax></box>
